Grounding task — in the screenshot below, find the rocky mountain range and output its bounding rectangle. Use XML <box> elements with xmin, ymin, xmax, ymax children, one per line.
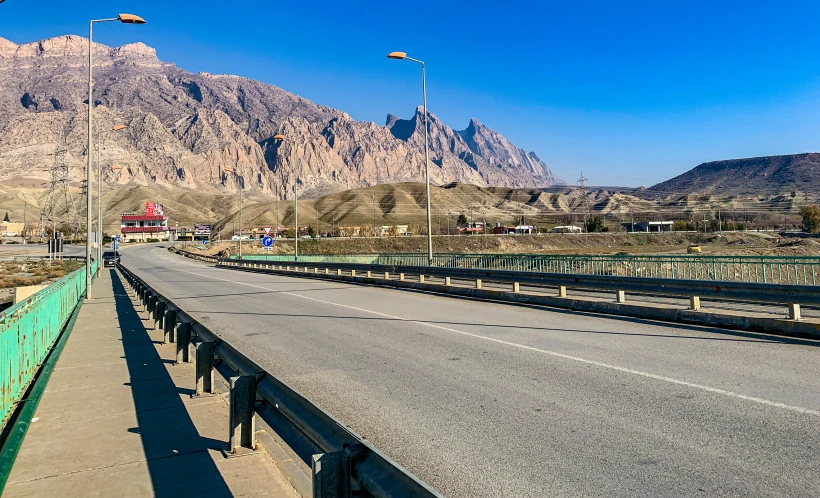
<box><xmin>0</xmin><ymin>35</ymin><xmax>562</xmax><ymax>199</ymax></box>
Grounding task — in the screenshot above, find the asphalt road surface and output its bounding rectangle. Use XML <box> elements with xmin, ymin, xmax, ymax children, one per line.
<box><xmin>122</xmin><ymin>245</ymin><xmax>820</xmax><ymax>497</ymax></box>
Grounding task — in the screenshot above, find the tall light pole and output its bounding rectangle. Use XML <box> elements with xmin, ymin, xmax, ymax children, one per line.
<box><xmin>387</xmin><ymin>51</ymin><xmax>433</xmax><ymax>266</ymax></box>
<box><xmin>96</xmin><ymin>124</ymin><xmax>127</xmax><ymax>277</ymax></box>
<box><xmin>223</xmin><ymin>166</ymin><xmax>244</xmax><ymax>258</ymax></box>
<box><xmin>87</xmin><ymin>13</ymin><xmax>145</xmax><ymax>297</ymax></box>
<box><xmin>269</xmin><ymin>134</ymin><xmax>294</xmax><ymax>259</ymax></box>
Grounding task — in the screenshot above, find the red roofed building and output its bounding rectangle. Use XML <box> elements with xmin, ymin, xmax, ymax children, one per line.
<box><xmin>120</xmin><ymin>202</ymin><xmax>177</xmax><ymax>241</ymax></box>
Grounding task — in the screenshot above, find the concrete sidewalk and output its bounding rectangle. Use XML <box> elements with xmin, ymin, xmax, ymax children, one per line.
<box><xmin>4</xmin><ymin>269</ymin><xmax>301</xmax><ymax>497</ymax></box>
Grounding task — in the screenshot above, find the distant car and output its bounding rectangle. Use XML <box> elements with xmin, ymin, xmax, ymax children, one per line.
<box><xmin>687</xmin><ymin>244</ymin><xmax>702</xmax><ymax>254</ymax></box>
<box><xmin>2</xmin><ymin>232</ymin><xmax>19</xmax><ymax>237</ymax></box>
<box><xmin>102</xmin><ymin>250</ymin><xmax>121</xmax><ymax>267</ymax></box>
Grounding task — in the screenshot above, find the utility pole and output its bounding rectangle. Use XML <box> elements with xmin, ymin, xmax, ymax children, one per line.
<box><xmin>718</xmin><ymin>207</ymin><xmax>722</xmax><ymax>233</ymax></box>
<box><xmin>447</xmin><ymin>209</ymin><xmax>451</xmax><ymax>236</ymax></box>
<box><xmin>275</xmin><ymin>202</ymin><xmax>279</xmax><ymax>238</ymax></box>
<box><xmin>22</xmin><ymin>202</ymin><xmax>26</xmax><ymax>245</ymax></box>
<box><xmin>372</xmin><ymin>194</ymin><xmax>376</xmax><ymax>238</ymax></box>
<box><xmin>577</xmin><ymin>172</ymin><xmax>589</xmax><ymax>232</ymax></box>
<box><xmin>238</xmin><ymin>185</ymin><xmax>243</xmax><ymax>258</ymax></box>
<box><xmin>630</xmin><ymin>209</ymin><xmax>634</xmax><ymax>233</ymax></box>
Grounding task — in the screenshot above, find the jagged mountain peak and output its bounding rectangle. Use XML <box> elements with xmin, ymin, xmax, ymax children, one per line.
<box><xmin>0</xmin><ymin>34</ymin><xmax>561</xmax><ymax>197</ymax></box>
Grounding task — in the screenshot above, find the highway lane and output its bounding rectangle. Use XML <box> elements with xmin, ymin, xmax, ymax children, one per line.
<box><xmin>123</xmin><ymin>245</ymin><xmax>820</xmax><ymax>497</ymax></box>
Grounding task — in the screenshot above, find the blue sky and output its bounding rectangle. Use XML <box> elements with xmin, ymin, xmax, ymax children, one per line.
<box><xmin>2</xmin><ymin>0</ymin><xmax>820</xmax><ymax>187</ymax></box>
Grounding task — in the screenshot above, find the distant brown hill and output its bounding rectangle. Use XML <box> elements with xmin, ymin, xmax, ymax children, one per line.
<box><xmin>646</xmin><ymin>153</ymin><xmax>820</xmax><ymax>197</ymax></box>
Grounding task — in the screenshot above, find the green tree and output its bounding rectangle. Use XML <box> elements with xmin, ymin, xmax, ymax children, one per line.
<box><xmin>308</xmin><ymin>225</ymin><xmax>317</xmax><ymax>238</ymax></box>
<box><xmin>800</xmin><ymin>205</ymin><xmax>820</xmax><ymax>233</ymax></box>
<box><xmin>586</xmin><ymin>216</ymin><xmax>605</xmax><ymax>233</ymax></box>
<box><xmin>457</xmin><ymin>214</ymin><xmax>467</xmax><ymax>224</ymax></box>
<box><xmin>3</xmin><ymin>212</ymin><xmax>9</xmax><ymax>222</ymax></box>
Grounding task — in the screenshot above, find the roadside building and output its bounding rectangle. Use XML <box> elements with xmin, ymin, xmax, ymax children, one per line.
<box><xmin>622</xmin><ymin>221</ymin><xmax>674</xmax><ymax>232</ymax></box>
<box><xmin>458</xmin><ymin>222</ymin><xmax>485</xmax><ymax>235</ymax></box>
<box><xmin>550</xmin><ymin>225</ymin><xmax>583</xmax><ymax>233</ymax></box>
<box><xmin>120</xmin><ymin>202</ymin><xmax>176</xmax><ymax>241</ymax></box>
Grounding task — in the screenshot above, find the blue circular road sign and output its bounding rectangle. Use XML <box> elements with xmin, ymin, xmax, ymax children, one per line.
<box><xmin>262</xmin><ymin>236</ymin><xmax>273</xmax><ymax>247</ymax></box>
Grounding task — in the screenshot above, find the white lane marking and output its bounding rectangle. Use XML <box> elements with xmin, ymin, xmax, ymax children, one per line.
<box><xmin>176</xmin><ymin>267</ymin><xmax>820</xmax><ymax>417</ymax></box>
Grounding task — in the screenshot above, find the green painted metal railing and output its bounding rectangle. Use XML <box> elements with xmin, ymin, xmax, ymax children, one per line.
<box><xmin>236</xmin><ymin>253</ymin><xmax>820</xmax><ymax>285</ymax></box>
<box><xmin>0</xmin><ymin>261</ymin><xmax>96</xmax><ymax>430</ymax></box>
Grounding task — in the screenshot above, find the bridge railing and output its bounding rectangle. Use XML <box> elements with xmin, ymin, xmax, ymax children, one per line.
<box><xmin>117</xmin><ymin>262</ymin><xmax>441</xmax><ymax>498</ymax></box>
<box><xmin>0</xmin><ymin>260</ymin><xmax>96</xmax><ymax>430</ymax></box>
<box><xmin>221</xmin><ymin>252</ymin><xmax>820</xmax><ymax>286</ymax></box>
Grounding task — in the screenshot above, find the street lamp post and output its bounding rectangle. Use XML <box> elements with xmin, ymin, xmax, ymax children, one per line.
<box><xmin>269</xmin><ymin>134</ymin><xmax>294</xmax><ymax>260</ymax></box>
<box><xmin>387</xmin><ymin>51</ymin><xmax>433</xmax><ymax>266</ymax></box>
<box><xmin>96</xmin><ymin>124</ymin><xmax>127</xmax><ymax>277</ymax></box>
<box><xmin>87</xmin><ymin>13</ymin><xmax>145</xmax><ymax>297</ymax></box>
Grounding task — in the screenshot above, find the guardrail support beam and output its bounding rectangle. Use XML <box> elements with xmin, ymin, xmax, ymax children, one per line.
<box><xmin>154</xmin><ymin>301</ymin><xmax>166</xmax><ymax>331</ymax></box>
<box><xmin>558</xmin><ymin>285</ymin><xmax>567</xmax><ymax>297</ymax></box>
<box><xmin>444</xmin><ymin>277</ymin><xmax>450</xmax><ymax>286</ymax></box>
<box><xmin>312</xmin><ymin>451</ymin><xmax>351</xmax><ymax>498</ymax></box>
<box><xmin>366</xmin><ymin>271</ymin><xmax>372</xmax><ymax>278</ymax></box>
<box><xmin>384</xmin><ymin>272</ymin><xmax>390</xmax><ymax>280</ymax></box>
<box><xmin>223</xmin><ymin>375</ymin><xmax>258</xmax><ymax>457</ymax></box>
<box><xmin>176</xmin><ymin>322</ymin><xmax>191</xmax><ymax>363</ymax></box>
<box><xmin>195</xmin><ymin>341</ymin><xmax>216</xmax><ymax>396</ymax></box>
<box><xmin>616</xmin><ymin>290</ymin><xmax>626</xmax><ymax>303</ymax></box>
<box><xmin>513</xmin><ymin>282</ymin><xmax>520</xmax><ymax>293</ymax></box>
<box><xmin>788</xmin><ymin>303</ymin><xmax>801</xmax><ymax>321</ymax></box>
<box><xmin>164</xmin><ymin>309</ymin><xmax>177</xmax><ymax>343</ymax></box>
<box><xmin>419</xmin><ymin>275</ymin><xmax>424</xmax><ymax>283</ymax></box>
<box><xmin>400</xmin><ymin>273</ymin><xmax>405</xmax><ymax>281</ymax></box>
<box><xmin>690</xmin><ymin>296</ymin><xmax>701</xmax><ymax>310</ymax></box>
<box><xmin>475</xmin><ymin>279</ymin><xmax>482</xmax><ymax>289</ymax></box>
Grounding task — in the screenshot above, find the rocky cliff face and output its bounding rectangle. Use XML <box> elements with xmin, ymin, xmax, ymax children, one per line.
<box><xmin>0</xmin><ymin>35</ymin><xmax>561</xmax><ymax>198</ymax></box>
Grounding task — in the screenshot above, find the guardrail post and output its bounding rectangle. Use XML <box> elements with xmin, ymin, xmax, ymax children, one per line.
<box><xmin>164</xmin><ymin>308</ymin><xmax>177</xmax><ymax>343</ymax></box>
<box><xmin>558</xmin><ymin>286</ymin><xmax>567</xmax><ymax>297</ymax></box>
<box><xmin>419</xmin><ymin>275</ymin><xmax>425</xmax><ymax>283</ymax></box>
<box><xmin>195</xmin><ymin>341</ymin><xmax>215</xmax><ymax>396</ymax></box>
<box><xmin>444</xmin><ymin>276</ymin><xmax>450</xmax><ymax>286</ymax></box>
<box><xmin>176</xmin><ymin>322</ymin><xmax>191</xmax><ymax>363</ymax></box>
<box><xmin>513</xmin><ymin>282</ymin><xmax>520</xmax><ymax>293</ymax></box>
<box><xmin>788</xmin><ymin>303</ymin><xmax>801</xmax><ymax>321</ymax></box>
<box><xmin>616</xmin><ymin>290</ymin><xmax>626</xmax><ymax>303</ymax></box>
<box><xmin>400</xmin><ymin>273</ymin><xmax>405</xmax><ymax>281</ymax></box>
<box><xmin>147</xmin><ymin>294</ymin><xmax>155</xmax><ymax>314</ymax></box>
<box><xmin>337</xmin><ymin>269</ymin><xmax>342</xmax><ymax>276</ymax></box>
<box><xmin>223</xmin><ymin>375</ymin><xmax>258</xmax><ymax>457</ymax></box>
<box><xmin>690</xmin><ymin>296</ymin><xmax>701</xmax><ymax>310</ymax></box>
<box><xmin>350</xmin><ymin>270</ymin><xmax>356</xmax><ymax>277</ymax></box>
<box><xmin>154</xmin><ymin>300</ymin><xmax>166</xmax><ymax>331</ymax></box>
<box><xmin>286</xmin><ymin>266</ymin><xmax>291</xmax><ymax>271</ymax></box>
<box><xmin>325</xmin><ymin>268</ymin><xmax>329</xmax><ymax>275</ymax></box>
<box><xmin>384</xmin><ymin>272</ymin><xmax>390</xmax><ymax>280</ymax></box>
<box><xmin>312</xmin><ymin>451</ymin><xmax>351</xmax><ymax>498</ymax></box>
<box><xmin>475</xmin><ymin>279</ymin><xmax>482</xmax><ymax>289</ymax></box>
<box><xmin>366</xmin><ymin>271</ymin><xmax>372</xmax><ymax>278</ymax></box>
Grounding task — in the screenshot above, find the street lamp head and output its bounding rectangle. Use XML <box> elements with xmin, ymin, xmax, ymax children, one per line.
<box><xmin>386</xmin><ymin>51</ymin><xmax>407</xmax><ymax>60</ymax></box>
<box><xmin>117</xmin><ymin>13</ymin><xmax>146</xmax><ymax>24</ymax></box>
<box><xmin>112</xmin><ymin>124</ymin><xmax>128</xmax><ymax>131</ymax></box>
<box><xmin>273</xmin><ymin>134</ymin><xmax>285</xmax><ymax>140</ymax></box>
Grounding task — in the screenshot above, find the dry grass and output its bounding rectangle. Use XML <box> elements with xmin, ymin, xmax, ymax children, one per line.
<box><xmin>0</xmin><ymin>260</ymin><xmax>83</xmax><ymax>290</ymax></box>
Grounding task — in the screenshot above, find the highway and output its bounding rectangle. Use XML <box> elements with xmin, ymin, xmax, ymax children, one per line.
<box><xmin>123</xmin><ymin>244</ymin><xmax>820</xmax><ymax>497</ymax></box>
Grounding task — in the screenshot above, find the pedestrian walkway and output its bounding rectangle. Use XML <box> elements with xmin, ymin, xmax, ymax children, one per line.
<box><xmin>4</xmin><ymin>268</ymin><xmax>300</xmax><ymax>497</ymax></box>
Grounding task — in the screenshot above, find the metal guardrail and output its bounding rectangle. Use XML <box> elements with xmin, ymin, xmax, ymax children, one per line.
<box><xmin>217</xmin><ymin>257</ymin><xmax>814</xmax><ymax>320</ymax></box>
<box><xmin>228</xmin><ymin>252</ymin><xmax>820</xmax><ymax>286</ymax></box>
<box><xmin>0</xmin><ymin>260</ymin><xmax>97</xmax><ymax>430</ymax></box>
<box><xmin>117</xmin><ymin>262</ymin><xmax>441</xmax><ymax>498</ymax></box>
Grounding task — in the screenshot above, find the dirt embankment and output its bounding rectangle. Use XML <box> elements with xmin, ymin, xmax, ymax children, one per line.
<box><xmin>187</xmin><ymin>231</ymin><xmax>819</xmax><ymax>258</ymax></box>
